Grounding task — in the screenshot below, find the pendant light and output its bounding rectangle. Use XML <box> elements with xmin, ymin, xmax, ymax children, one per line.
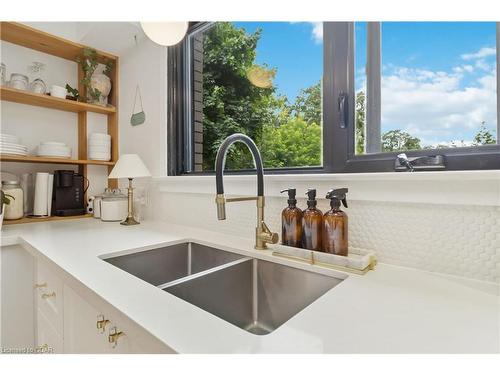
<box><xmin>140</xmin><ymin>22</ymin><xmax>189</xmax><ymax>46</ymax></box>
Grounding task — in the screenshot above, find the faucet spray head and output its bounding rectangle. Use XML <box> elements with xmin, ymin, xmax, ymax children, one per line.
<box><xmin>215</xmin><ymin>194</ymin><xmax>226</xmax><ymax>220</ymax></box>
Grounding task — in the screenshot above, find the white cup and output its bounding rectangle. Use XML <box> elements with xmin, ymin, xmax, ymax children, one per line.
<box><xmin>50</xmin><ymin>85</ymin><xmax>67</xmax><ymax>99</ymax></box>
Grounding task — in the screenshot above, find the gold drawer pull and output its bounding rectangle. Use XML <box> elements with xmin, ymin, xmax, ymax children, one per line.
<box><xmin>41</xmin><ymin>292</ymin><xmax>56</xmax><ymax>299</ymax></box>
<box><xmin>108</xmin><ymin>327</ymin><xmax>124</xmax><ymax>348</ymax></box>
<box><xmin>36</xmin><ymin>344</ymin><xmax>49</xmax><ymax>353</ymax></box>
<box><xmin>96</xmin><ymin>314</ymin><xmax>110</xmax><ymax>333</ymax></box>
<box><xmin>34</xmin><ymin>282</ymin><xmax>47</xmax><ymax>289</ymax></box>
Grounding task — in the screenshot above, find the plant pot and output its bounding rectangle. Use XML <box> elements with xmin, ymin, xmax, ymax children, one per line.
<box><xmin>88</xmin><ymin>72</ymin><xmax>111</xmax><ymax>107</ymax></box>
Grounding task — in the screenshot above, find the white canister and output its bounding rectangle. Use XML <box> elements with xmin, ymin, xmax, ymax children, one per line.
<box><xmin>1</xmin><ymin>180</ymin><xmax>24</xmax><ymax>220</ymax></box>
<box><xmin>100</xmin><ymin>189</ymin><xmax>127</xmax><ymax>222</ymax></box>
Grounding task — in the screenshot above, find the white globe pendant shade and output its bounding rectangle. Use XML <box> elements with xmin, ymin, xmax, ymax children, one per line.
<box><xmin>140</xmin><ymin>22</ymin><xmax>189</xmax><ymax>46</ymax></box>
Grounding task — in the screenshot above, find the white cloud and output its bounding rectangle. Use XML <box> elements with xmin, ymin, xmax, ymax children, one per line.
<box><xmin>310</xmin><ymin>22</ymin><xmax>323</xmax><ymax>44</ymax></box>
<box><xmin>380</xmin><ymin>65</ymin><xmax>497</xmax><ymax>146</ymax></box>
<box><xmin>461</xmin><ymin>47</ymin><xmax>496</xmax><ymax>60</ymax></box>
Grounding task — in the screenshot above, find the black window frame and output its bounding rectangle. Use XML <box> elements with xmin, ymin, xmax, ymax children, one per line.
<box><xmin>168</xmin><ymin>22</ymin><xmax>500</xmax><ymax>176</ymax></box>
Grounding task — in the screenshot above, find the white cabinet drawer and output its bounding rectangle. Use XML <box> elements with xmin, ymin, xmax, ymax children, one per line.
<box><xmin>35</xmin><ymin>260</ymin><xmax>64</xmax><ymax>335</ymax></box>
<box><xmin>36</xmin><ymin>309</ymin><xmax>63</xmax><ymax>354</ymax></box>
<box><xmin>63</xmin><ymin>285</ymin><xmax>112</xmax><ymax>354</ymax></box>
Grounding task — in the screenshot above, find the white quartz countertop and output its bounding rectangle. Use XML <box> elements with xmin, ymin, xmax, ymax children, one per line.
<box><xmin>1</xmin><ymin>218</ymin><xmax>498</xmax><ymax>353</ymax></box>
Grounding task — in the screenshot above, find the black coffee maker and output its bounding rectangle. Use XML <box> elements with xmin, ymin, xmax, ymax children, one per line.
<box><xmin>52</xmin><ymin>170</ymin><xmax>87</xmax><ymax>216</ymax></box>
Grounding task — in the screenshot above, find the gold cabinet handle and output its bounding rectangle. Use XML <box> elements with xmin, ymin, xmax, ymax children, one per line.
<box><xmin>41</xmin><ymin>292</ymin><xmax>56</xmax><ymax>299</ymax></box>
<box><xmin>36</xmin><ymin>344</ymin><xmax>49</xmax><ymax>353</ymax></box>
<box><xmin>34</xmin><ymin>282</ymin><xmax>47</xmax><ymax>289</ymax></box>
<box><xmin>108</xmin><ymin>326</ymin><xmax>124</xmax><ymax>348</ymax></box>
<box><xmin>96</xmin><ymin>314</ymin><xmax>110</xmax><ymax>333</ymax></box>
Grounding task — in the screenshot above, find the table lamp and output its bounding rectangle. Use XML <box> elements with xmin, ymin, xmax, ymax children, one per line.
<box><xmin>108</xmin><ymin>154</ymin><xmax>151</xmax><ymax>225</ymax></box>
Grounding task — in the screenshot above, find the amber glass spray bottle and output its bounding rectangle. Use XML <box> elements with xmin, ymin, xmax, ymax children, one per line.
<box><xmin>302</xmin><ymin>189</ymin><xmax>323</xmax><ymax>251</ymax></box>
<box><xmin>323</xmin><ymin>188</ymin><xmax>349</xmax><ymax>256</ymax></box>
<box><xmin>280</xmin><ymin>188</ymin><xmax>303</xmax><ymax>247</ymax></box>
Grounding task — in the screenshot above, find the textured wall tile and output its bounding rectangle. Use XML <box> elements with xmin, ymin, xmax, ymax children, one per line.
<box><xmin>154</xmin><ymin>192</ymin><xmax>500</xmax><ymax>283</ymax></box>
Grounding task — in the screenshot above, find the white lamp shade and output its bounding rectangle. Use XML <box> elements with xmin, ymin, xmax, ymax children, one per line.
<box><xmin>108</xmin><ymin>154</ymin><xmax>151</xmax><ymax>179</ymax></box>
<box><xmin>140</xmin><ymin>22</ymin><xmax>189</xmax><ymax>46</ymax></box>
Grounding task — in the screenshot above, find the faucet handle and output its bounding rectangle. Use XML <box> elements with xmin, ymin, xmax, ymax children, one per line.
<box><xmin>260</xmin><ymin>221</ymin><xmax>279</xmax><ymax>244</ymax></box>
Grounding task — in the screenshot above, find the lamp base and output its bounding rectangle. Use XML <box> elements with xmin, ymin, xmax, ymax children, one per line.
<box><xmin>120</xmin><ymin>178</ymin><xmax>140</xmax><ymax>225</ymax></box>
<box><xmin>120</xmin><ymin>216</ymin><xmax>140</xmax><ymax>226</ymax></box>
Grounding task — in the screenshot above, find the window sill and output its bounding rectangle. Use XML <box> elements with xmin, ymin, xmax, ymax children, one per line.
<box><xmin>153</xmin><ymin>170</ymin><xmax>500</xmax><ymax>206</ymax></box>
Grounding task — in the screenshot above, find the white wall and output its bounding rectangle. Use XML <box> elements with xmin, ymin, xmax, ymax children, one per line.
<box><xmin>118</xmin><ymin>38</ymin><xmax>168</xmax><ymax>177</ymax></box>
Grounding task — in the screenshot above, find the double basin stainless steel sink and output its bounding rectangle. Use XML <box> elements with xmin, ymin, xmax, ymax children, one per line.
<box><xmin>103</xmin><ymin>242</ymin><xmax>343</xmax><ymax>335</ymax></box>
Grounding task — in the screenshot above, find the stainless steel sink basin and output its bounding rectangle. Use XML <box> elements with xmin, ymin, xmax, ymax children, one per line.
<box><xmin>103</xmin><ymin>242</ymin><xmax>243</xmax><ymax>287</ymax></box>
<box><xmin>164</xmin><ymin>258</ymin><xmax>342</xmax><ymax>335</ymax></box>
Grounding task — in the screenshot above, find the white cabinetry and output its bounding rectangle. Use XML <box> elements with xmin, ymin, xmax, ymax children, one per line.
<box><xmin>1</xmin><ymin>244</ymin><xmax>172</xmax><ymax>354</ymax></box>
<box><xmin>0</xmin><ymin>245</ymin><xmax>35</xmax><ymax>350</ymax></box>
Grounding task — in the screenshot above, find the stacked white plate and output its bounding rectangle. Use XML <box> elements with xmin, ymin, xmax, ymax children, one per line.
<box><xmin>37</xmin><ymin>141</ymin><xmax>71</xmax><ymax>158</ymax></box>
<box><xmin>0</xmin><ymin>133</ymin><xmax>28</xmax><ymax>156</ymax></box>
<box><xmin>89</xmin><ymin>133</ymin><xmax>111</xmax><ymax>161</ymax></box>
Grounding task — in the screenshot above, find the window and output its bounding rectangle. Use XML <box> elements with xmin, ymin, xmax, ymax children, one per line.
<box><xmin>168</xmin><ymin>22</ymin><xmax>500</xmax><ymax>175</ymax></box>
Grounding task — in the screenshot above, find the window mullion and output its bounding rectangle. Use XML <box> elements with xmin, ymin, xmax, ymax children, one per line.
<box><xmin>365</xmin><ymin>22</ymin><xmax>381</xmax><ymax>154</ymax></box>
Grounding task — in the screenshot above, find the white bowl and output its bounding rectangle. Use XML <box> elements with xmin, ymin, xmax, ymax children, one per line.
<box><xmin>89</xmin><ymin>151</ymin><xmax>111</xmax><ymax>161</ymax></box>
<box><xmin>50</xmin><ymin>85</ymin><xmax>67</xmax><ymax>99</ymax></box>
<box><xmin>38</xmin><ymin>144</ymin><xmax>71</xmax><ymax>158</ymax></box>
<box><xmin>89</xmin><ymin>145</ymin><xmax>111</xmax><ymax>152</ymax></box>
<box><xmin>89</xmin><ymin>139</ymin><xmax>111</xmax><ymax>145</ymax></box>
<box><xmin>89</xmin><ymin>133</ymin><xmax>111</xmax><ymax>140</ymax></box>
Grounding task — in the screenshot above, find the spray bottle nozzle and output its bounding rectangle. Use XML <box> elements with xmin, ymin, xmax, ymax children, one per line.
<box><xmin>326</xmin><ymin>188</ymin><xmax>348</xmax><ymax>208</ymax></box>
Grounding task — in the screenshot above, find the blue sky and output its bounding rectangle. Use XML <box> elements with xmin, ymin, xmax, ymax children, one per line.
<box><xmin>231</xmin><ymin>22</ymin><xmax>497</xmax><ymax>146</ymax></box>
<box><xmin>233</xmin><ymin>22</ymin><xmax>323</xmax><ymax>101</ymax></box>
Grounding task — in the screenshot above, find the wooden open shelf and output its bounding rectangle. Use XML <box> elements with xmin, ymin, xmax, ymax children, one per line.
<box><xmin>0</xmin><ymin>22</ymin><xmax>117</xmax><ymax>63</ymax></box>
<box><xmin>0</xmin><ymin>87</ymin><xmax>116</xmax><ymax>114</ymax></box>
<box><xmin>1</xmin><ymin>22</ymin><xmax>120</xmax><ymax>225</ymax></box>
<box><xmin>0</xmin><ymin>154</ymin><xmax>115</xmax><ymax>166</ymax></box>
<box><xmin>3</xmin><ymin>213</ymin><xmax>93</xmax><ymax>225</ymax></box>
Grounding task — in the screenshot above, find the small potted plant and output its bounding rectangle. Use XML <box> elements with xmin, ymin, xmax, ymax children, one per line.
<box><xmin>1</xmin><ymin>190</ymin><xmax>15</xmax><ymax>230</ymax></box>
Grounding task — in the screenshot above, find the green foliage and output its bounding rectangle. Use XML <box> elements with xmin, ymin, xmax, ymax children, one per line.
<box><xmin>473</xmin><ymin>122</ymin><xmax>496</xmax><ymax>145</ymax></box>
<box><xmin>291</xmin><ymin>81</ymin><xmax>322</xmax><ymax>126</ymax></box>
<box><xmin>382</xmin><ymin>129</ymin><xmax>422</xmax><ymax>152</ymax></box>
<box><xmin>76</xmin><ymin>47</ymin><xmax>113</xmax><ymax>104</ymax></box>
<box><xmin>355</xmin><ymin>91</ymin><xmax>366</xmax><ymax>154</ymax></box>
<box><xmin>65</xmin><ymin>84</ymin><xmax>80</xmax><ymax>101</ymax></box>
<box><xmin>260</xmin><ymin>118</ymin><xmax>321</xmax><ymax>168</ymax></box>
<box><xmin>202</xmin><ymin>23</ymin><xmax>277</xmax><ymax>169</ymax></box>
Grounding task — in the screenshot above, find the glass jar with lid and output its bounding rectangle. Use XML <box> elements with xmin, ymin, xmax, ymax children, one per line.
<box><xmin>9</xmin><ymin>73</ymin><xmax>29</xmax><ymax>91</ymax></box>
<box><xmin>1</xmin><ymin>180</ymin><xmax>24</xmax><ymax>220</ymax></box>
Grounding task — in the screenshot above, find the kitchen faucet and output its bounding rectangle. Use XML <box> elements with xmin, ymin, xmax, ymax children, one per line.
<box><xmin>215</xmin><ymin>133</ymin><xmax>279</xmax><ymax>250</ymax></box>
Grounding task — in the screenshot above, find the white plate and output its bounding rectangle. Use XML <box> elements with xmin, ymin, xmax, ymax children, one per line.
<box><xmin>0</xmin><ymin>134</ymin><xmax>20</xmax><ymax>142</ymax></box>
<box><xmin>1</xmin><ymin>146</ymin><xmax>28</xmax><ymax>152</ymax></box>
<box><xmin>38</xmin><ymin>145</ymin><xmax>70</xmax><ymax>152</ymax></box>
<box><xmin>0</xmin><ymin>150</ymin><xmax>28</xmax><ymax>156</ymax></box>
<box><xmin>40</xmin><ymin>141</ymin><xmax>67</xmax><ymax>147</ymax></box>
<box><xmin>37</xmin><ymin>154</ymin><xmax>71</xmax><ymax>159</ymax></box>
<box><xmin>0</xmin><ymin>142</ymin><xmax>27</xmax><ymax>149</ymax></box>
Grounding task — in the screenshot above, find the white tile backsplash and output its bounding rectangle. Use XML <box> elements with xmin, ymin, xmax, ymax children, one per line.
<box><xmin>151</xmin><ymin>191</ymin><xmax>499</xmax><ymax>283</ymax></box>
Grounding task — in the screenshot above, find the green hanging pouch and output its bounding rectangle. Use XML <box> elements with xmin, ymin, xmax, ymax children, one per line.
<box><xmin>130</xmin><ymin>85</ymin><xmax>146</xmax><ymax>126</ymax></box>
